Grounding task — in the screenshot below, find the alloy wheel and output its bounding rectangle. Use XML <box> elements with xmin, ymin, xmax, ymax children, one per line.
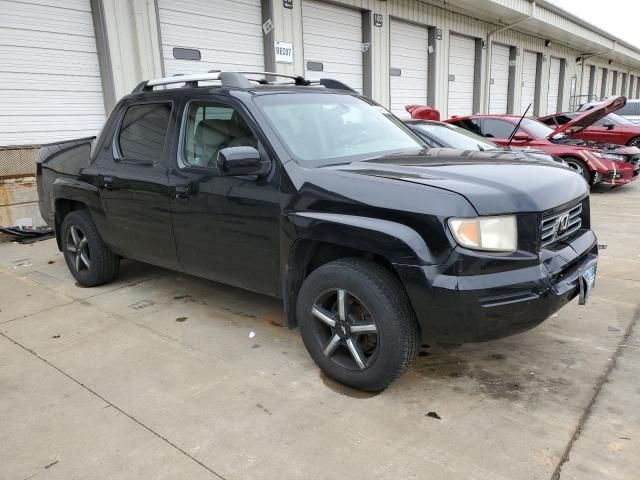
<box><xmin>66</xmin><ymin>225</ymin><xmax>91</xmax><ymax>272</ymax></box>
<box><xmin>311</xmin><ymin>288</ymin><xmax>379</xmax><ymax>370</ymax></box>
<box><xmin>565</xmin><ymin>160</ymin><xmax>584</xmax><ymax>175</ymax></box>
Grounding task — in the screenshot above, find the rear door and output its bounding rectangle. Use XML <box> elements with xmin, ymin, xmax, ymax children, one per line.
<box><xmin>94</xmin><ymin>100</ymin><xmax>180</xmax><ymax>269</ymax></box>
<box><xmin>167</xmin><ymin>97</ymin><xmax>281</xmax><ymax>295</ymax></box>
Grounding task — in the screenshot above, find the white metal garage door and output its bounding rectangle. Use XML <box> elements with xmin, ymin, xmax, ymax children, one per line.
<box><xmin>389</xmin><ymin>20</ymin><xmax>428</xmax><ymax>118</ymax></box>
<box><xmin>521</xmin><ymin>51</ymin><xmax>538</xmax><ymax>114</ymax></box>
<box><xmin>158</xmin><ymin>0</ymin><xmax>264</xmax><ymax>76</ymax></box>
<box><xmin>0</xmin><ymin>0</ymin><xmax>105</xmax><ymax>146</ymax></box>
<box><xmin>489</xmin><ymin>44</ymin><xmax>510</xmax><ymax>114</ymax></box>
<box><xmin>448</xmin><ymin>34</ymin><xmax>476</xmax><ymax>117</ymax></box>
<box><xmin>547</xmin><ymin>57</ymin><xmax>562</xmax><ymax>114</ymax></box>
<box><xmin>580</xmin><ymin>65</ymin><xmax>591</xmax><ymax>98</ymax></box>
<box><xmin>302</xmin><ymin>0</ymin><xmax>363</xmax><ymax>93</ymax></box>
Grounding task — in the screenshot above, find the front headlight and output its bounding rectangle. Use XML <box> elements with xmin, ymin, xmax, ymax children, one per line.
<box><xmin>448</xmin><ymin>215</ymin><xmax>518</xmax><ymax>252</ymax></box>
<box><xmin>601</xmin><ymin>153</ymin><xmax>624</xmax><ymax>161</ymax></box>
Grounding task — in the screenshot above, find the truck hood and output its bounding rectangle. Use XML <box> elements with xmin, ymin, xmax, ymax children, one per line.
<box><xmin>550</xmin><ymin>96</ymin><xmax>627</xmax><ymax>137</ymax></box>
<box><xmin>328</xmin><ymin>149</ymin><xmax>588</xmax><ymax>215</ymax></box>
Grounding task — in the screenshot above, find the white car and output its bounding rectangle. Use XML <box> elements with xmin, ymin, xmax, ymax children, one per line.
<box><xmin>579</xmin><ymin>98</ymin><xmax>640</xmax><ymax>124</ymax></box>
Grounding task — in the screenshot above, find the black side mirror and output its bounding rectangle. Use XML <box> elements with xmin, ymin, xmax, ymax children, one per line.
<box><xmin>603</xmin><ymin>123</ymin><xmax>615</xmax><ymax>130</ymax></box>
<box><xmin>217</xmin><ymin>147</ymin><xmax>262</xmax><ymax>176</ymax></box>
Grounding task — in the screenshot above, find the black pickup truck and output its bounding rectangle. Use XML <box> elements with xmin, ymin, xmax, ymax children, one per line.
<box><xmin>37</xmin><ymin>72</ymin><xmax>598</xmax><ymax>391</ymax></box>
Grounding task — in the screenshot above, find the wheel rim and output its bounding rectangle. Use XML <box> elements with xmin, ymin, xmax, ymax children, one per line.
<box><xmin>311</xmin><ymin>288</ymin><xmax>379</xmax><ymax>371</ymax></box>
<box><xmin>565</xmin><ymin>160</ymin><xmax>584</xmax><ymax>175</ymax></box>
<box><xmin>66</xmin><ymin>225</ymin><xmax>91</xmax><ymax>272</ymax></box>
<box><xmin>630</xmin><ymin>138</ymin><xmax>640</xmax><ymax>148</ymax></box>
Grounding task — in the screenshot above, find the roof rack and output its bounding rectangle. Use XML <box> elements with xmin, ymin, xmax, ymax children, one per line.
<box><xmin>131</xmin><ymin>71</ymin><xmax>356</xmax><ymax>94</ymax></box>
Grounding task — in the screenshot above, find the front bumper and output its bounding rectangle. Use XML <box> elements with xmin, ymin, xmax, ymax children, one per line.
<box><xmin>593</xmin><ymin>160</ymin><xmax>639</xmax><ymax>186</ymax></box>
<box><xmin>397</xmin><ymin>230</ymin><xmax>598</xmax><ymax>344</ymax></box>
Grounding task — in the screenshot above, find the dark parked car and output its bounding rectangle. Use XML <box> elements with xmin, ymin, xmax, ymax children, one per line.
<box><xmin>37</xmin><ymin>72</ymin><xmax>598</xmax><ymax>391</ymax></box>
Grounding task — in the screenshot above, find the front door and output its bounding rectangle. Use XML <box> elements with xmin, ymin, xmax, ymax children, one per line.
<box><xmin>95</xmin><ymin>101</ymin><xmax>180</xmax><ymax>270</ymax></box>
<box><xmin>168</xmin><ymin>100</ymin><xmax>281</xmax><ymax>296</ymax></box>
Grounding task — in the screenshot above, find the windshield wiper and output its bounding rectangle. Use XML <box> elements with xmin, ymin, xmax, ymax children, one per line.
<box><xmin>506</xmin><ymin>104</ymin><xmax>531</xmax><ymax>148</ymax></box>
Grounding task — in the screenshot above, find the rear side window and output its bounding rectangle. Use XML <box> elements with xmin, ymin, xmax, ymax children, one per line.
<box><xmin>118</xmin><ymin>103</ymin><xmax>172</xmax><ymax>163</ymax></box>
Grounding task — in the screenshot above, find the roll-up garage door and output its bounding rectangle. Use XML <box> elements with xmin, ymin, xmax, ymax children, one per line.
<box><xmin>389</xmin><ymin>20</ymin><xmax>428</xmax><ymax>118</ymax></box>
<box><xmin>521</xmin><ymin>51</ymin><xmax>538</xmax><ymax>114</ymax></box>
<box><xmin>489</xmin><ymin>44</ymin><xmax>510</xmax><ymax>114</ymax></box>
<box><xmin>448</xmin><ymin>34</ymin><xmax>476</xmax><ymax>117</ymax></box>
<box><xmin>157</xmin><ymin>0</ymin><xmax>264</xmax><ymax>76</ymax></box>
<box><xmin>302</xmin><ymin>0</ymin><xmax>363</xmax><ymax>93</ymax></box>
<box><xmin>594</xmin><ymin>68</ymin><xmax>603</xmax><ymax>99</ymax></box>
<box><xmin>580</xmin><ymin>65</ymin><xmax>591</xmax><ymax>98</ymax></box>
<box><xmin>547</xmin><ymin>57</ymin><xmax>562</xmax><ymax>114</ymax></box>
<box><xmin>629</xmin><ymin>75</ymin><xmax>635</xmax><ymax>98</ymax></box>
<box><xmin>0</xmin><ymin>0</ymin><xmax>105</xmax><ymax>145</ymax></box>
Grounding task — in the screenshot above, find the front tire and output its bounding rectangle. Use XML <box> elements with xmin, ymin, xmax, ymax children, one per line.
<box><xmin>296</xmin><ymin>258</ymin><xmax>419</xmax><ymax>392</ymax></box>
<box><xmin>627</xmin><ymin>136</ymin><xmax>640</xmax><ymax>148</ymax></box>
<box><xmin>61</xmin><ymin>210</ymin><xmax>119</xmax><ymax>287</ymax></box>
<box><xmin>563</xmin><ymin>157</ymin><xmax>591</xmax><ymax>184</ymax></box>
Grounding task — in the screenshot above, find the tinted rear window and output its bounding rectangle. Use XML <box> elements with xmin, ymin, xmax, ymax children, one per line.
<box><xmin>118</xmin><ymin>103</ymin><xmax>172</xmax><ymax>163</ymax></box>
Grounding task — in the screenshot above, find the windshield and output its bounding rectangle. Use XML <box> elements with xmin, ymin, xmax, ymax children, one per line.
<box><xmin>520</xmin><ymin>118</ymin><xmax>556</xmax><ymax>138</ymax></box>
<box><xmin>255</xmin><ymin>93</ymin><xmax>426</xmax><ymax>167</ymax></box>
<box><xmin>607</xmin><ymin>113</ymin><xmax>634</xmax><ymax>124</ymax></box>
<box><xmin>412</xmin><ymin>122</ymin><xmax>500</xmax><ymax>150</ymax></box>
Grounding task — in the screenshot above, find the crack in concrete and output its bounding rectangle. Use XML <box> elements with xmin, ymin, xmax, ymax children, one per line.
<box><xmin>0</xmin><ymin>331</ymin><xmax>227</xmax><ymax>480</ymax></box>
<box><xmin>551</xmin><ymin>304</ymin><xmax>640</xmax><ymax>480</ymax></box>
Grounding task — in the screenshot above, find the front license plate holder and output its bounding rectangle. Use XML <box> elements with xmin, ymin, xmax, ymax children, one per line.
<box><xmin>579</xmin><ymin>264</ymin><xmax>597</xmax><ymax>305</ymax></box>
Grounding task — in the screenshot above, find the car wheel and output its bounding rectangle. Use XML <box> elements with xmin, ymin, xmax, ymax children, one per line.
<box><xmin>563</xmin><ymin>157</ymin><xmax>591</xmax><ymax>183</ymax></box>
<box><xmin>296</xmin><ymin>258</ymin><xmax>419</xmax><ymax>392</ymax></box>
<box><xmin>627</xmin><ymin>136</ymin><xmax>640</xmax><ymax>148</ymax></box>
<box><xmin>61</xmin><ymin>210</ymin><xmax>119</xmax><ymax>287</ymax></box>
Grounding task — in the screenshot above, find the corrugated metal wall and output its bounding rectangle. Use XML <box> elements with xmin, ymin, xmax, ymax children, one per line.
<box><xmin>271</xmin><ymin>0</ymin><xmax>640</xmax><ymax>118</ymax></box>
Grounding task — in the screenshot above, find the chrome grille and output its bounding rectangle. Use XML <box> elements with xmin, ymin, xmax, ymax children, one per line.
<box><xmin>541</xmin><ymin>202</ymin><xmax>582</xmax><ymax>247</ymax></box>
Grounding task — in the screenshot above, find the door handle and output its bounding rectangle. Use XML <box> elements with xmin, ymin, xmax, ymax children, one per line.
<box><xmin>102</xmin><ymin>176</ymin><xmax>114</xmax><ymax>190</ymax></box>
<box><xmin>174</xmin><ymin>185</ymin><xmax>191</xmax><ymax>199</ymax></box>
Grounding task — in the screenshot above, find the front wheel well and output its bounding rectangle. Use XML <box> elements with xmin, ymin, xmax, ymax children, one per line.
<box><xmin>283</xmin><ymin>240</ymin><xmax>402</xmax><ymax>329</ymax></box>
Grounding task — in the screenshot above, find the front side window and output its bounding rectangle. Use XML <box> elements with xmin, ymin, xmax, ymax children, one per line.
<box><xmin>118</xmin><ymin>103</ymin><xmax>171</xmax><ymax>163</ymax></box>
<box><xmin>481</xmin><ymin>119</ymin><xmax>517</xmax><ymax>139</ymax></box>
<box><xmin>182</xmin><ymin>103</ymin><xmax>257</xmax><ymax>168</ymax></box>
<box><xmin>254</xmin><ymin>93</ymin><xmax>425</xmax><ymax>167</ymax></box>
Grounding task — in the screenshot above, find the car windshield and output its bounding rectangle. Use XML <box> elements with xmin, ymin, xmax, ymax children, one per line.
<box><xmin>412</xmin><ymin>122</ymin><xmax>500</xmax><ymax>150</ymax></box>
<box><xmin>520</xmin><ymin>118</ymin><xmax>556</xmax><ymax>138</ymax></box>
<box><xmin>254</xmin><ymin>93</ymin><xmax>426</xmax><ymax>167</ymax></box>
<box><xmin>605</xmin><ymin>113</ymin><xmax>633</xmax><ymax>125</ymax></box>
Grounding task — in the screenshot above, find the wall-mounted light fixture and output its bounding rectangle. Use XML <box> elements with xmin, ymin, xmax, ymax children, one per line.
<box><xmin>544</xmin><ymin>40</ymin><xmax>551</xmax><ymax>47</ymax></box>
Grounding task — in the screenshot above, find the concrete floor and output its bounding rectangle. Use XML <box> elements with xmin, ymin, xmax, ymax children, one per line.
<box><xmin>1</xmin><ymin>181</ymin><xmax>638</xmax><ymax>480</ymax></box>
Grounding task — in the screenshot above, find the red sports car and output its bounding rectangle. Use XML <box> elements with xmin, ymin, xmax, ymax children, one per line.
<box><xmin>539</xmin><ymin>110</ymin><xmax>640</xmax><ymax>148</ymax></box>
<box><xmin>444</xmin><ymin>97</ymin><xmax>640</xmax><ymax>186</ymax></box>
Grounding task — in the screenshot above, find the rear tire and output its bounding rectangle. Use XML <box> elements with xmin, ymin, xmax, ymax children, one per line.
<box><xmin>296</xmin><ymin>258</ymin><xmax>420</xmax><ymax>392</ymax></box>
<box><xmin>61</xmin><ymin>210</ymin><xmax>119</xmax><ymax>287</ymax></box>
<box><xmin>563</xmin><ymin>157</ymin><xmax>591</xmax><ymax>184</ymax></box>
